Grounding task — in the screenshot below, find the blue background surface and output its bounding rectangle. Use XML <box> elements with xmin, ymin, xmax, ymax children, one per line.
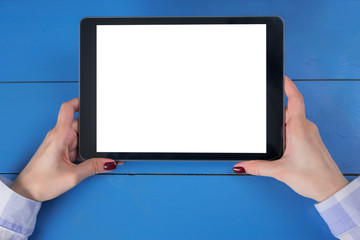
<box><xmin>0</xmin><ymin>0</ymin><xmax>359</xmax><ymax>239</ymax></box>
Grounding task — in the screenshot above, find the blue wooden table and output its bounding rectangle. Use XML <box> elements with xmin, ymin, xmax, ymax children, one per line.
<box><xmin>1</xmin><ymin>1</ymin><xmax>359</xmax><ymax>239</ymax></box>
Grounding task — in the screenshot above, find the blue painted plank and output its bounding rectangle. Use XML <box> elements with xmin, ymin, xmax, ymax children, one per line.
<box><xmin>3</xmin><ymin>174</ymin><xmax>353</xmax><ymax>240</ymax></box>
<box><xmin>296</xmin><ymin>81</ymin><xmax>360</xmax><ymax>173</ymax></box>
<box><xmin>0</xmin><ymin>81</ymin><xmax>359</xmax><ymax>174</ymax></box>
<box><xmin>0</xmin><ymin>0</ymin><xmax>360</xmax><ymax>81</ymax></box>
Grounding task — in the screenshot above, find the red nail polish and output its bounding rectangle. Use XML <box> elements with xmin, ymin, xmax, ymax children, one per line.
<box><xmin>104</xmin><ymin>162</ymin><xmax>117</xmax><ymax>170</ymax></box>
<box><xmin>233</xmin><ymin>166</ymin><xmax>246</xmax><ymax>173</ymax></box>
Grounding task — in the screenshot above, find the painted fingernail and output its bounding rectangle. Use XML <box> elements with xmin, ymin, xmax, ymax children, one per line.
<box><xmin>233</xmin><ymin>166</ymin><xmax>246</xmax><ymax>173</ymax></box>
<box><xmin>104</xmin><ymin>162</ymin><xmax>117</xmax><ymax>170</ymax></box>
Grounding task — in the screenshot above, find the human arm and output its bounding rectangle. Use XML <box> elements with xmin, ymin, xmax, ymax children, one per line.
<box><xmin>232</xmin><ymin>76</ymin><xmax>358</xmax><ymax>239</ymax></box>
<box><xmin>315</xmin><ymin>176</ymin><xmax>360</xmax><ymax>239</ymax></box>
<box><xmin>0</xmin><ymin>98</ymin><xmax>121</xmax><ymax>239</ymax></box>
<box><xmin>0</xmin><ymin>176</ymin><xmax>41</xmax><ymax>240</ymax></box>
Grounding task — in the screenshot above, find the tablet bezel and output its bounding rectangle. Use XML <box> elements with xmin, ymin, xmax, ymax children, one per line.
<box><xmin>80</xmin><ymin>16</ymin><xmax>284</xmax><ymax>161</ymax></box>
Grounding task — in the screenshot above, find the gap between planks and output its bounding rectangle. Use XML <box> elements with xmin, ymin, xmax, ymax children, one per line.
<box><xmin>0</xmin><ymin>79</ymin><xmax>360</xmax><ymax>84</ymax></box>
<box><xmin>0</xmin><ymin>173</ymin><xmax>359</xmax><ymax>176</ymax></box>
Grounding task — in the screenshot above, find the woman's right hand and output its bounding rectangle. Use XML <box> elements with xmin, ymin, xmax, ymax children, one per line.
<box><xmin>233</xmin><ymin>76</ymin><xmax>349</xmax><ymax>202</ymax></box>
<box><xmin>10</xmin><ymin>98</ymin><xmax>122</xmax><ymax>202</ymax></box>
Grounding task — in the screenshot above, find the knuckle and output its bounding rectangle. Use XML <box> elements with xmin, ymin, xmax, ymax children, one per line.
<box><xmin>310</xmin><ymin>121</ymin><xmax>319</xmax><ymax>131</ymax></box>
<box><xmin>309</xmin><ymin>123</ymin><xmax>321</xmax><ymax>141</ymax></box>
<box><xmin>60</xmin><ymin>102</ymin><xmax>70</xmax><ymax>111</ymax></box>
<box><xmin>50</xmin><ymin>127</ymin><xmax>64</xmax><ymax>142</ymax></box>
<box><xmin>298</xmin><ymin>93</ymin><xmax>304</xmax><ymax>102</ymax></box>
<box><xmin>306</xmin><ymin>120</ymin><xmax>319</xmax><ymax>133</ymax></box>
<box><xmin>60</xmin><ymin>102</ymin><xmax>66</xmax><ymax>110</ymax></box>
<box><xmin>91</xmin><ymin>160</ymin><xmax>101</xmax><ymax>175</ymax></box>
<box><xmin>247</xmin><ymin>163</ymin><xmax>260</xmax><ymax>176</ymax></box>
<box><xmin>45</xmin><ymin>128</ymin><xmax>62</xmax><ymax>145</ymax></box>
<box><xmin>46</xmin><ymin>129</ymin><xmax>53</xmax><ymax>138</ymax></box>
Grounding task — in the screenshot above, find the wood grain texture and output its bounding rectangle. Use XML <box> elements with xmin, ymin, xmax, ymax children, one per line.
<box><xmin>5</xmin><ymin>174</ymin><xmax>357</xmax><ymax>240</ymax></box>
<box><xmin>0</xmin><ymin>0</ymin><xmax>360</xmax><ymax>81</ymax></box>
<box><xmin>0</xmin><ymin>81</ymin><xmax>359</xmax><ymax>174</ymax></box>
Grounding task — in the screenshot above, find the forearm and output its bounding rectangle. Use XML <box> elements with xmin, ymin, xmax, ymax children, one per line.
<box><xmin>315</xmin><ymin>176</ymin><xmax>360</xmax><ymax>239</ymax></box>
<box><xmin>0</xmin><ymin>176</ymin><xmax>41</xmax><ymax>240</ymax></box>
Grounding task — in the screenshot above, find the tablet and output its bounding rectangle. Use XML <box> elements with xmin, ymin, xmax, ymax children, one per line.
<box><xmin>79</xmin><ymin>17</ymin><xmax>284</xmax><ymax>161</ymax></box>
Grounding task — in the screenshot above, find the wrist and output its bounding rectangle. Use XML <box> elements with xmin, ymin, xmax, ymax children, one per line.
<box><xmin>10</xmin><ymin>177</ymin><xmax>40</xmax><ymax>202</ymax></box>
<box><xmin>315</xmin><ymin>176</ymin><xmax>349</xmax><ymax>202</ymax></box>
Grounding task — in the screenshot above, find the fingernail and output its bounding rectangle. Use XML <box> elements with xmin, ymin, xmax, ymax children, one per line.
<box><xmin>233</xmin><ymin>166</ymin><xmax>246</xmax><ymax>173</ymax></box>
<box><xmin>104</xmin><ymin>162</ymin><xmax>117</xmax><ymax>170</ymax></box>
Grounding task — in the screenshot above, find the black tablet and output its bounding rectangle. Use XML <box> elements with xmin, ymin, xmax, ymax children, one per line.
<box><xmin>79</xmin><ymin>17</ymin><xmax>284</xmax><ymax>161</ymax></box>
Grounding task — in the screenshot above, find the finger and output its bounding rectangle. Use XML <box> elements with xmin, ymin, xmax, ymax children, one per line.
<box><xmin>284</xmin><ymin>76</ymin><xmax>305</xmax><ymax>119</ymax></box>
<box><xmin>69</xmin><ymin>149</ymin><xmax>79</xmax><ymax>162</ymax></box>
<box><xmin>71</xmin><ymin>118</ymin><xmax>79</xmax><ymax>134</ymax></box>
<box><xmin>76</xmin><ymin>158</ymin><xmax>118</xmax><ymax>182</ymax></box>
<box><xmin>57</xmin><ymin>98</ymin><xmax>79</xmax><ymax>127</ymax></box>
<box><xmin>76</xmin><ymin>152</ymin><xmax>84</xmax><ymax>162</ymax></box>
<box><xmin>284</xmin><ymin>106</ymin><xmax>288</xmax><ymax>149</ymax></box>
<box><xmin>233</xmin><ymin>160</ymin><xmax>280</xmax><ymax>178</ymax></box>
<box><xmin>69</xmin><ymin>135</ymin><xmax>78</xmax><ymax>150</ymax></box>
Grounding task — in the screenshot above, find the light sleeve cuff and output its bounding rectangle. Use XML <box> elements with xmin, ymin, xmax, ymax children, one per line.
<box><xmin>0</xmin><ymin>176</ymin><xmax>41</xmax><ymax>238</ymax></box>
<box><xmin>315</xmin><ymin>177</ymin><xmax>360</xmax><ymax>239</ymax></box>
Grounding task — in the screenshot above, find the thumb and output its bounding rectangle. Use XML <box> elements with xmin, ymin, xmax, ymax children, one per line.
<box><xmin>76</xmin><ymin>158</ymin><xmax>119</xmax><ymax>181</ymax></box>
<box><xmin>233</xmin><ymin>160</ymin><xmax>278</xmax><ymax>177</ymax></box>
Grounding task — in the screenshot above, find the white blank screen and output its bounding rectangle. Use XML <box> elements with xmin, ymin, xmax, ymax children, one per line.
<box><xmin>96</xmin><ymin>24</ymin><xmax>266</xmax><ymax>153</ymax></box>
